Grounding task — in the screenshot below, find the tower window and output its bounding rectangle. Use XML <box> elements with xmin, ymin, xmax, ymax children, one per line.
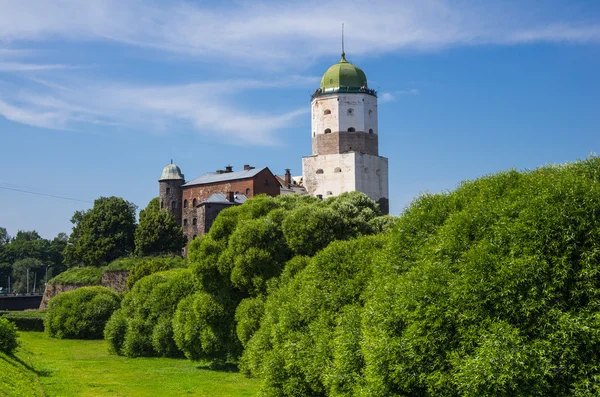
<box><xmin>246</xmin><ymin>188</ymin><xmax>251</xmax><ymax>195</ymax></box>
<box><xmin>348</xmin><ymin>127</ymin><xmax>356</xmax><ymax>132</ymax></box>
<box><xmin>334</xmin><ymin>167</ymin><xmax>342</xmax><ymax>173</ymax></box>
<box><xmin>327</xmin><ymin>191</ymin><xmax>333</xmax><ymax>195</ymax></box>
<box><xmin>193</xmin><ymin>198</ymin><xmax>197</xmax><ymax>207</ymax></box>
<box><xmin>183</xmin><ymin>199</ymin><xmax>188</xmax><ymax>208</ymax></box>
<box><xmin>313</xmin><ymin>131</ymin><xmax>315</xmax><ymax>137</ymax></box>
<box><xmin>192</xmin><ymin>218</ymin><xmax>197</xmax><ymax>225</ymax></box>
<box><xmin>347</xmin><ymin>108</ymin><xmax>354</xmax><ymax>115</ymax></box>
<box><xmin>171</xmin><ymin>201</ymin><xmax>176</xmax><ymax>209</ymax></box>
<box><xmin>369</xmin><ymin>129</ymin><xmax>374</xmax><ymax>134</ymax></box>
<box><xmin>316</xmin><ymin>169</ymin><xmax>324</xmax><ymax>174</ymax></box>
<box><xmin>160</xmin><ymin>201</ymin><xmax>163</xmax><ymax>209</ymax></box>
<box><xmin>329</xmin><ymin>79</ymin><xmax>333</xmax><ymax>84</ymax></box>
<box><xmin>368</xmin><ymin>109</ymin><xmax>373</xmax><ymax>115</ymax></box>
<box><xmin>324</xmin><ymin>109</ymin><xmax>331</xmax><ymax>115</ymax></box>
<box><xmin>166</xmin><ymin>187</ymin><xmax>171</xmax><ymax>194</ymax></box>
<box><xmin>183</xmin><ymin>219</ymin><xmax>188</xmax><ymax>226</ymax></box>
<box><xmin>324</xmin><ymin>128</ymin><xmax>331</xmax><ymax>134</ymax></box>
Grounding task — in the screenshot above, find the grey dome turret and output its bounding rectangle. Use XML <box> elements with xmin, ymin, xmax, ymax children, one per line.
<box><xmin>159</xmin><ymin>161</ymin><xmax>184</xmax><ymax>181</ymax></box>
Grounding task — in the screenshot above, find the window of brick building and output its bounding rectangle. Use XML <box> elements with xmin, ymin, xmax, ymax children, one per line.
<box><xmin>192</xmin><ymin>218</ymin><xmax>197</xmax><ymax>225</ymax></box>
<box><xmin>183</xmin><ymin>219</ymin><xmax>188</xmax><ymax>226</ymax></box>
<box><xmin>184</xmin><ymin>199</ymin><xmax>188</xmax><ymax>208</ymax></box>
<box><xmin>193</xmin><ymin>198</ymin><xmax>197</xmax><ymax>207</ymax></box>
<box><xmin>171</xmin><ymin>201</ymin><xmax>176</xmax><ymax>209</ymax></box>
<box><xmin>246</xmin><ymin>188</ymin><xmax>251</xmax><ymax>195</ymax></box>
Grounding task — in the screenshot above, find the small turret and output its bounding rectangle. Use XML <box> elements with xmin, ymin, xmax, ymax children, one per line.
<box><xmin>159</xmin><ymin>160</ymin><xmax>184</xmax><ymax>226</ymax></box>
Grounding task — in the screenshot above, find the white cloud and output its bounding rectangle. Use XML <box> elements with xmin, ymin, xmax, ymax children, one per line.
<box><xmin>0</xmin><ymin>77</ymin><xmax>309</xmax><ymax>145</ymax></box>
<box><xmin>380</xmin><ymin>89</ymin><xmax>419</xmax><ymax>103</ymax></box>
<box><xmin>0</xmin><ymin>62</ymin><xmax>74</xmax><ymax>71</ymax></box>
<box><xmin>0</xmin><ymin>1</ymin><xmax>597</xmax><ymax>68</ymax></box>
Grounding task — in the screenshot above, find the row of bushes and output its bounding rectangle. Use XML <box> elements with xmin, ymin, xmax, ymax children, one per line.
<box><xmin>0</xmin><ymin>310</ymin><xmax>46</xmax><ymax>331</ymax></box>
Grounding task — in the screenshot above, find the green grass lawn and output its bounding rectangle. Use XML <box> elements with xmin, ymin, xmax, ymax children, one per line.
<box><xmin>8</xmin><ymin>332</ymin><xmax>260</xmax><ymax>397</ymax></box>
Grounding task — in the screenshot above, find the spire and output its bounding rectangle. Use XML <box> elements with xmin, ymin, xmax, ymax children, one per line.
<box><xmin>340</xmin><ymin>23</ymin><xmax>347</xmax><ymax>62</ymax></box>
<box><xmin>170</xmin><ymin>159</ymin><xmax>173</xmax><ymax>164</ymax></box>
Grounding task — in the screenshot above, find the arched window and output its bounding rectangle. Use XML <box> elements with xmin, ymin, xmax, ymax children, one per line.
<box><xmin>171</xmin><ymin>201</ymin><xmax>176</xmax><ymax>209</ymax></box>
<box><xmin>347</xmin><ymin>108</ymin><xmax>354</xmax><ymax>115</ymax></box>
<box><xmin>192</xmin><ymin>198</ymin><xmax>197</xmax><ymax>207</ymax></box>
<box><xmin>327</xmin><ymin>191</ymin><xmax>333</xmax><ymax>195</ymax></box>
<box><xmin>246</xmin><ymin>188</ymin><xmax>251</xmax><ymax>195</ymax></box>
<box><xmin>324</xmin><ymin>128</ymin><xmax>331</xmax><ymax>134</ymax></box>
<box><xmin>368</xmin><ymin>109</ymin><xmax>373</xmax><ymax>116</ymax></box>
<box><xmin>160</xmin><ymin>201</ymin><xmax>163</xmax><ymax>209</ymax></box>
<box><xmin>183</xmin><ymin>219</ymin><xmax>188</xmax><ymax>226</ymax></box>
<box><xmin>183</xmin><ymin>199</ymin><xmax>188</xmax><ymax>208</ymax></box>
<box><xmin>166</xmin><ymin>187</ymin><xmax>171</xmax><ymax>195</ymax></box>
<box><xmin>334</xmin><ymin>167</ymin><xmax>342</xmax><ymax>173</ymax></box>
<box><xmin>316</xmin><ymin>169</ymin><xmax>324</xmax><ymax>174</ymax></box>
<box><xmin>348</xmin><ymin>127</ymin><xmax>356</xmax><ymax>132</ymax></box>
<box><xmin>369</xmin><ymin>129</ymin><xmax>374</xmax><ymax>134</ymax></box>
<box><xmin>324</xmin><ymin>109</ymin><xmax>331</xmax><ymax>115</ymax></box>
<box><xmin>192</xmin><ymin>218</ymin><xmax>197</xmax><ymax>225</ymax></box>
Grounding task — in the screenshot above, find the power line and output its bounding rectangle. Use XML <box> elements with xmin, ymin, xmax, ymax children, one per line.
<box><xmin>0</xmin><ymin>185</ymin><xmax>93</xmax><ymax>203</ymax></box>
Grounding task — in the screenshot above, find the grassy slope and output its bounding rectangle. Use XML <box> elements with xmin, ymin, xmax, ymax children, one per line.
<box><xmin>0</xmin><ymin>350</ymin><xmax>43</xmax><ymax>397</ymax></box>
<box><xmin>14</xmin><ymin>332</ymin><xmax>259</xmax><ymax>397</ymax></box>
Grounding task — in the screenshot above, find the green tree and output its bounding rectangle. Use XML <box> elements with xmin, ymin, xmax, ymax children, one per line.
<box><xmin>134</xmin><ymin>198</ymin><xmax>186</xmax><ymax>256</ymax></box>
<box><xmin>63</xmin><ymin>197</ymin><xmax>137</xmax><ymax>267</ymax></box>
<box><xmin>12</xmin><ymin>258</ymin><xmax>45</xmax><ymax>293</ymax></box>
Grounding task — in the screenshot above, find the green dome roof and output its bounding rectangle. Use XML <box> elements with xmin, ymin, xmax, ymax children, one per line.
<box><xmin>320</xmin><ymin>53</ymin><xmax>368</xmax><ymax>91</ymax></box>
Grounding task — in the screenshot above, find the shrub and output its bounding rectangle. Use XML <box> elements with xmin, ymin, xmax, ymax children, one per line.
<box><xmin>243</xmin><ymin>158</ymin><xmax>600</xmax><ymax>397</ymax></box>
<box><xmin>126</xmin><ymin>256</ymin><xmax>185</xmax><ymax>290</ymax></box>
<box><xmin>106</xmin><ymin>268</ymin><xmax>195</xmax><ymax>357</ymax></box>
<box><xmin>45</xmin><ymin>286</ymin><xmax>120</xmax><ymax>339</ymax></box>
<box><xmin>0</xmin><ymin>317</ymin><xmax>19</xmax><ymax>354</ymax></box>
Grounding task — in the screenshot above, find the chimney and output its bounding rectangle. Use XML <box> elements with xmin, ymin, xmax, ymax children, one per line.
<box><xmin>284</xmin><ymin>169</ymin><xmax>292</xmax><ymax>187</ymax></box>
<box><xmin>227</xmin><ymin>191</ymin><xmax>235</xmax><ymax>202</ymax></box>
<box><xmin>244</xmin><ymin>164</ymin><xmax>255</xmax><ymax>171</ymax></box>
<box><xmin>225</xmin><ymin>165</ymin><xmax>233</xmax><ymax>173</ymax></box>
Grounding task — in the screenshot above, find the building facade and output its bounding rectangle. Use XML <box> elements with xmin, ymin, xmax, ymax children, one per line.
<box><xmin>157</xmin><ymin>50</ymin><xmax>390</xmax><ymax>244</ymax></box>
<box><xmin>302</xmin><ymin>52</ymin><xmax>389</xmax><ymax>213</ymax></box>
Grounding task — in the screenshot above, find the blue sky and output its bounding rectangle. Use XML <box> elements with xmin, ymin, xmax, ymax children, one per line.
<box><xmin>0</xmin><ymin>0</ymin><xmax>599</xmax><ymax>239</ymax></box>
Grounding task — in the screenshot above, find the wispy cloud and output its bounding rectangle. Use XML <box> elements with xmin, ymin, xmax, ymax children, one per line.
<box><xmin>0</xmin><ymin>62</ymin><xmax>74</xmax><ymax>72</ymax></box>
<box><xmin>0</xmin><ymin>1</ymin><xmax>598</xmax><ymax>67</ymax></box>
<box><xmin>0</xmin><ymin>77</ymin><xmax>309</xmax><ymax>145</ymax></box>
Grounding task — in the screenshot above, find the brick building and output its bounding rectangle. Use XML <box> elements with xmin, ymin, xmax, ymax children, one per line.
<box><xmin>159</xmin><ymin>164</ymin><xmax>285</xmax><ymax>242</ymax></box>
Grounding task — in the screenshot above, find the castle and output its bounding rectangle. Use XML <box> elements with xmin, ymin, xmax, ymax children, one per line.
<box><xmin>159</xmin><ymin>50</ymin><xmax>389</xmax><ymax>242</ymax></box>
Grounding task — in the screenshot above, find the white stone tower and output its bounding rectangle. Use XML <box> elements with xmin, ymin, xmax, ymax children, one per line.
<box><xmin>302</xmin><ymin>50</ymin><xmax>389</xmax><ymax>213</ymax></box>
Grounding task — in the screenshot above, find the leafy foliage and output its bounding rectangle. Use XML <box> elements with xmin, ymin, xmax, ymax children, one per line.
<box><xmin>243</xmin><ymin>158</ymin><xmax>600</xmax><ymax>397</ymax></box>
<box><xmin>105</xmin><ymin>268</ymin><xmax>195</xmax><ymax>357</ymax></box>
<box><xmin>63</xmin><ymin>197</ymin><xmax>137</xmax><ymax>267</ymax></box>
<box><xmin>45</xmin><ymin>286</ymin><xmax>120</xmax><ymax>339</ymax></box>
<box><xmin>134</xmin><ymin>197</ymin><xmax>187</xmax><ymax>256</ymax></box>
<box><xmin>125</xmin><ymin>256</ymin><xmax>186</xmax><ymax>290</ymax></box>
<box><xmin>0</xmin><ymin>317</ymin><xmax>19</xmax><ymax>354</ymax></box>
<box><xmin>177</xmin><ymin>192</ymin><xmax>382</xmax><ymax>363</ymax></box>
